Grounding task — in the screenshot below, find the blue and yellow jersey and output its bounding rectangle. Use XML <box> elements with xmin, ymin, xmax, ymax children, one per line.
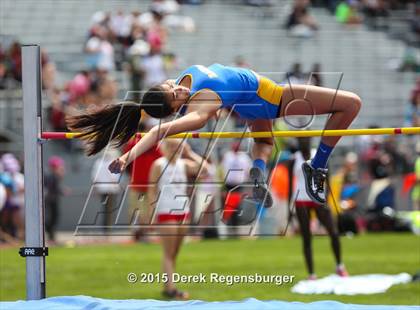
<box><xmin>175</xmin><ymin>64</ymin><xmax>284</xmax><ymax>120</ymax></box>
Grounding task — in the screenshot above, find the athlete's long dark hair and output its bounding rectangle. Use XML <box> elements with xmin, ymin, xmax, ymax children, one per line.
<box><xmin>66</xmin><ymin>85</ymin><xmax>172</xmax><ymax>156</ymax></box>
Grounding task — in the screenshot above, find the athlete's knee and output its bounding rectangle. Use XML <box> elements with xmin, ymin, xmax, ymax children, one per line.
<box><xmin>347</xmin><ymin>93</ymin><xmax>362</xmax><ymax>115</ymax></box>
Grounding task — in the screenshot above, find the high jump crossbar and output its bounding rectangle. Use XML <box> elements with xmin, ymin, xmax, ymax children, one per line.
<box><xmin>41</xmin><ymin>127</ymin><xmax>420</xmax><ymax>140</ymax></box>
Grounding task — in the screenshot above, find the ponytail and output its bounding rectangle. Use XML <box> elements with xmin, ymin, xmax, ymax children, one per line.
<box><xmin>66</xmin><ymin>102</ymin><xmax>141</xmax><ymax>156</ymax></box>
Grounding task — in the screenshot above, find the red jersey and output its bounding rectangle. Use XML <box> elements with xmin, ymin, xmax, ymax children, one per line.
<box><xmin>124</xmin><ymin>137</ymin><xmax>162</xmax><ymax>192</ymax></box>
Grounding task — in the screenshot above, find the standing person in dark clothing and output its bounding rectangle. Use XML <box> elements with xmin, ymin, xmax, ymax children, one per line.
<box><xmin>309</xmin><ymin>63</ymin><xmax>323</xmax><ymax>87</ymax></box>
<box><xmin>293</xmin><ymin>137</ymin><xmax>348</xmax><ymax>279</ymax></box>
<box><xmin>44</xmin><ymin>156</ymin><xmax>66</xmax><ymax>242</ymax></box>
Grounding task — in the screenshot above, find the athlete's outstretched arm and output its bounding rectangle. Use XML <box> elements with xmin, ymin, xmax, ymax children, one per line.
<box><xmin>108</xmin><ymin>110</ymin><xmax>214</xmax><ymax>174</ymax></box>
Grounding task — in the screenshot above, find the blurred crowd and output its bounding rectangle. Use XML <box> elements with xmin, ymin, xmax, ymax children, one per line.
<box><xmin>0</xmin><ymin>41</ymin><xmax>56</xmax><ymax>90</ymax></box>
<box><xmin>49</xmin><ymin>0</ymin><xmax>196</xmax><ymax>132</ymax></box>
<box><xmin>122</xmin><ymin>112</ymin><xmax>420</xmax><ymax>242</ymax></box>
<box><xmin>406</xmin><ymin>77</ymin><xmax>420</xmax><ymax>127</ymax></box>
<box><xmin>0</xmin><ymin>0</ymin><xmax>196</xmax><ymax>133</ymax></box>
<box><xmin>0</xmin><ymin>154</ymin><xmax>24</xmax><ymax>244</ymax></box>
<box><xmin>285</xmin><ymin>0</ymin><xmax>420</xmax><ymax>72</ymax></box>
<box><xmin>0</xmin><ymin>153</ymin><xmax>68</xmax><ymax>244</ymax></box>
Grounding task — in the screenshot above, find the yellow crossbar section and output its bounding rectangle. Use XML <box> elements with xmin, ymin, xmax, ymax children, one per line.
<box><xmin>41</xmin><ymin>127</ymin><xmax>420</xmax><ymax>140</ymax></box>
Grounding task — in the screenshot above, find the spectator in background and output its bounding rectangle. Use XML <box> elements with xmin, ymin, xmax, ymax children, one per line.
<box><xmin>409</xmin><ymin>5</ymin><xmax>420</xmax><ymax>44</ymax></box>
<box><xmin>110</xmin><ymin>10</ymin><xmax>133</xmax><ymax>45</ymax></box>
<box><xmin>365</xmin><ymin>143</ymin><xmax>396</xmax><ymax>214</ymax></box>
<box><xmin>41</xmin><ymin>49</ymin><xmax>56</xmax><ymax>90</ymax></box>
<box><xmin>147</xmin><ymin>10</ymin><xmax>167</xmax><ymax>54</ymax></box>
<box><xmin>109</xmin><ymin>10</ymin><xmax>133</xmax><ymax>69</ymax></box>
<box><xmin>328</xmin><ymin>152</ymin><xmax>363</xmax><ymax>234</ymax></box>
<box><xmin>269</xmin><ymin>120</ymin><xmax>290</xmax><ymax>169</ymax></box>
<box><xmin>126</xmin><ymin>39</ymin><xmax>150</xmax><ymax>102</ymax></box>
<box><xmin>195</xmin><ymin>159</ymin><xmax>218</xmax><ymax>239</ymax></box>
<box><xmin>365</xmin><ymin>139</ymin><xmax>392</xmax><ymax>180</ymax></box>
<box><xmin>0</xmin><ymin>170</ymin><xmax>20</xmax><ymax>243</ymax></box>
<box><xmin>142</xmin><ymin>38</ymin><xmax>167</xmax><ymax>89</ymax></box>
<box><xmin>0</xmin><ymin>41</ymin><xmax>54</xmax><ymax>89</ymax></box>
<box><xmin>148</xmin><ymin>139</ymin><xmax>208</xmax><ymax>300</ymax></box>
<box><xmin>94</xmin><ymin>68</ymin><xmax>119</xmax><ymax>105</ymax></box>
<box><xmin>91</xmin><ymin>148</ymin><xmax>121</xmax><ymax>233</ymax></box>
<box><xmin>8</xmin><ymin>41</ymin><xmax>22</xmax><ymax>82</ymax></box>
<box><xmin>129</xmin><ymin>19</ymin><xmax>146</xmax><ymax>46</ymax></box>
<box><xmin>362</xmin><ymin>0</ymin><xmax>389</xmax><ymax>29</ymax></box>
<box><xmin>150</xmin><ymin>0</ymin><xmax>196</xmax><ymax>32</ymax></box>
<box><xmin>335</xmin><ymin>0</ymin><xmax>363</xmax><ymax>25</ymax></box>
<box><xmin>0</xmin><ymin>156</ymin><xmax>24</xmax><ymax>241</ymax></box>
<box><xmin>267</xmin><ymin>160</ymin><xmax>290</xmax><ymax>234</ymax></box>
<box><xmin>125</xmin><ymin>118</ymin><xmax>162</xmax><ymax>241</ymax></box>
<box><xmin>233</xmin><ymin>55</ymin><xmax>251</xmax><ymax>68</ymax></box>
<box><xmin>0</xmin><ymin>44</ymin><xmax>7</xmax><ymax>89</ymax></box>
<box><xmin>413</xmin><ymin>143</ymin><xmax>420</xmax><ymax>211</ymax></box>
<box><xmin>327</xmin><ymin>0</ymin><xmax>342</xmax><ymax>12</ymax></box>
<box><xmin>85</xmin><ymin>26</ymin><xmax>115</xmax><ymax>72</ymax></box>
<box><xmin>0</xmin><ymin>163</ymin><xmax>5</xmax><ymax>211</ymax></box>
<box><xmin>49</xmin><ymin>87</ymin><xmax>68</xmax><ymax>132</ymax></box>
<box><xmin>44</xmin><ymin>156</ymin><xmax>66</xmax><ymax>242</ymax></box>
<box><xmin>293</xmin><ymin>137</ymin><xmax>348</xmax><ymax>279</ymax></box>
<box><xmin>356</xmin><ymin>125</ymin><xmax>381</xmax><ymax>172</ymax></box>
<box><xmin>285</xmin><ymin>63</ymin><xmax>306</xmax><ymax>84</ymax></box>
<box><xmin>1</xmin><ymin>154</ymin><xmax>24</xmax><ymax>239</ymax></box>
<box><xmin>285</xmin><ymin>0</ymin><xmax>319</xmax><ymax>38</ymax></box>
<box><xmin>67</xmin><ymin>71</ymin><xmax>92</xmax><ymax>104</ymax></box>
<box><xmin>383</xmin><ymin>136</ymin><xmax>411</xmax><ymax>176</ymax></box>
<box><xmin>309</xmin><ymin>63</ymin><xmax>323</xmax><ymax>86</ymax></box>
<box><xmin>221</xmin><ymin>141</ymin><xmax>252</xmax><ymax>233</ymax></box>
<box><xmin>89</xmin><ymin>11</ymin><xmax>113</xmax><ymax>40</ymax></box>
<box><xmin>221</xmin><ymin>141</ymin><xmax>252</xmax><ymax>192</ymax></box>
<box><xmin>150</xmin><ymin>0</ymin><xmax>180</xmax><ymax>16</ymax></box>
<box><xmin>406</xmin><ymin>78</ymin><xmax>420</xmax><ymax>127</ymax></box>
<box><xmin>81</xmin><ymin>5</ymin><xmax>193</xmax><ymax>80</ymax></box>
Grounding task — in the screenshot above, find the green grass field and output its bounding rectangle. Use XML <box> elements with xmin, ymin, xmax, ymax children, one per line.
<box><xmin>1</xmin><ymin>233</ymin><xmax>419</xmax><ymax>305</ymax></box>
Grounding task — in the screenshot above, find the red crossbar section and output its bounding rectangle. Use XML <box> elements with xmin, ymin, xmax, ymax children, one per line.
<box><xmin>192</xmin><ymin>132</ymin><xmax>200</xmax><ymax>138</ymax></box>
<box><xmin>41</xmin><ymin>132</ymin><xmax>68</xmax><ymax>139</ymax></box>
<box><xmin>394</xmin><ymin>128</ymin><xmax>402</xmax><ymax>134</ymax></box>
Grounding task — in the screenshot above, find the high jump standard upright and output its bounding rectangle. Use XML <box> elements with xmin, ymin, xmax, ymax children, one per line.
<box><xmin>20</xmin><ymin>44</ymin><xmax>47</xmax><ymax>300</ymax></box>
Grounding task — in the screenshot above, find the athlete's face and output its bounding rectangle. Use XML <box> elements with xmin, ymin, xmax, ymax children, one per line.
<box><xmin>161</xmin><ymin>82</ymin><xmax>190</xmax><ymax>112</ymax></box>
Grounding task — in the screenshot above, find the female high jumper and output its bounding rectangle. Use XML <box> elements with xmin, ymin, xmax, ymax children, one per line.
<box><xmin>67</xmin><ymin>63</ymin><xmax>361</xmax><ymax>207</ymax></box>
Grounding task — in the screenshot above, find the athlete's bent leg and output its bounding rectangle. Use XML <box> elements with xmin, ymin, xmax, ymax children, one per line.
<box><xmin>280</xmin><ymin>84</ymin><xmax>361</xmax><ymax>157</ymax></box>
<box><xmin>280</xmin><ymin>85</ymin><xmax>361</xmax><ymax>204</ymax></box>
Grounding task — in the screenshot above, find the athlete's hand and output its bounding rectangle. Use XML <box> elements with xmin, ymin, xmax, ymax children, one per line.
<box><xmin>108</xmin><ymin>157</ymin><xmax>127</xmax><ymax>174</ymax></box>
